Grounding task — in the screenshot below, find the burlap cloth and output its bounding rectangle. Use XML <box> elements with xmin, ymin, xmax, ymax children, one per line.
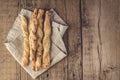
<box><xmin>4</xmin><ymin>9</ymin><xmax>68</xmax><ymax>79</ymax></box>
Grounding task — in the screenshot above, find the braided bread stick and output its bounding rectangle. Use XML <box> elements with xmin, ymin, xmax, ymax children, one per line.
<box><xmin>35</xmin><ymin>9</ymin><xmax>44</xmax><ymax>71</ymax></box>
<box><xmin>42</xmin><ymin>11</ymin><xmax>51</xmax><ymax>68</ymax></box>
<box><xmin>21</xmin><ymin>15</ymin><xmax>30</xmax><ymax>66</ymax></box>
<box><xmin>29</xmin><ymin>9</ymin><xmax>38</xmax><ymax>70</ymax></box>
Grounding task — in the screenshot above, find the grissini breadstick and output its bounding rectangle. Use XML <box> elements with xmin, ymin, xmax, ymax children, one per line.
<box><xmin>29</xmin><ymin>8</ymin><xmax>38</xmax><ymax>70</ymax></box>
<box><xmin>35</xmin><ymin>9</ymin><xmax>44</xmax><ymax>71</ymax></box>
<box><xmin>42</xmin><ymin>11</ymin><xmax>51</xmax><ymax>68</ymax></box>
<box><xmin>21</xmin><ymin>15</ymin><xmax>30</xmax><ymax>66</ymax></box>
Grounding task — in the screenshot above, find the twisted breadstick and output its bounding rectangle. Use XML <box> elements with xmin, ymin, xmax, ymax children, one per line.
<box><xmin>42</xmin><ymin>11</ymin><xmax>51</xmax><ymax>68</ymax></box>
<box><xmin>21</xmin><ymin>15</ymin><xmax>30</xmax><ymax>66</ymax></box>
<box><xmin>29</xmin><ymin>9</ymin><xmax>38</xmax><ymax>70</ymax></box>
<box><xmin>35</xmin><ymin>9</ymin><xmax>44</xmax><ymax>71</ymax></box>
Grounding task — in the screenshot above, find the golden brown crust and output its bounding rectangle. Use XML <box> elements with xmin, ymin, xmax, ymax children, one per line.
<box><xmin>42</xmin><ymin>11</ymin><xmax>51</xmax><ymax>68</ymax></box>
<box><xmin>35</xmin><ymin>9</ymin><xmax>44</xmax><ymax>71</ymax></box>
<box><xmin>29</xmin><ymin>8</ymin><xmax>38</xmax><ymax>70</ymax></box>
<box><xmin>21</xmin><ymin>15</ymin><xmax>30</xmax><ymax>66</ymax></box>
<box><xmin>21</xmin><ymin>9</ymin><xmax>52</xmax><ymax>71</ymax></box>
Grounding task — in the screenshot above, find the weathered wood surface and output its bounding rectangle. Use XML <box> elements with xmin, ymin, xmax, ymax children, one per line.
<box><xmin>0</xmin><ymin>0</ymin><xmax>120</xmax><ymax>80</ymax></box>
<box><xmin>82</xmin><ymin>0</ymin><xmax>120</xmax><ymax>80</ymax></box>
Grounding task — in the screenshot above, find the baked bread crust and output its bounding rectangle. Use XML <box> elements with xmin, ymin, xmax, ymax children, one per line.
<box><xmin>29</xmin><ymin>8</ymin><xmax>38</xmax><ymax>70</ymax></box>
<box><xmin>42</xmin><ymin>11</ymin><xmax>51</xmax><ymax>68</ymax></box>
<box><xmin>21</xmin><ymin>15</ymin><xmax>30</xmax><ymax>66</ymax></box>
<box><xmin>35</xmin><ymin>9</ymin><xmax>44</xmax><ymax>71</ymax></box>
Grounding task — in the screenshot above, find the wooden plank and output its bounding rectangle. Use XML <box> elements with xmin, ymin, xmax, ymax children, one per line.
<box><xmin>65</xmin><ymin>0</ymin><xmax>82</xmax><ymax>80</ymax></box>
<box><xmin>47</xmin><ymin>0</ymin><xmax>67</xmax><ymax>80</ymax></box>
<box><xmin>81</xmin><ymin>0</ymin><xmax>101</xmax><ymax>80</ymax></box>
<box><xmin>0</xmin><ymin>0</ymin><xmax>18</xmax><ymax>80</ymax></box>
<box><xmin>16</xmin><ymin>0</ymin><xmax>29</xmax><ymax>80</ymax></box>
<box><xmin>82</xmin><ymin>0</ymin><xmax>120</xmax><ymax>80</ymax></box>
<box><xmin>99</xmin><ymin>0</ymin><xmax>120</xmax><ymax>80</ymax></box>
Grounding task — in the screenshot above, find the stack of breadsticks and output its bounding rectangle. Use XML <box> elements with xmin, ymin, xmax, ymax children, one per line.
<box><xmin>21</xmin><ymin>8</ymin><xmax>51</xmax><ymax>71</ymax></box>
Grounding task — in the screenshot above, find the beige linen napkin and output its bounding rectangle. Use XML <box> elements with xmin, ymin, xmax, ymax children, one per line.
<box><xmin>4</xmin><ymin>9</ymin><xmax>68</xmax><ymax>79</ymax></box>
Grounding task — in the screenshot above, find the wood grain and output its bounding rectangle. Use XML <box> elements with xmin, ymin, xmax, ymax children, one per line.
<box><xmin>65</xmin><ymin>0</ymin><xmax>82</xmax><ymax>80</ymax></box>
<box><xmin>82</xmin><ymin>0</ymin><xmax>101</xmax><ymax>80</ymax></box>
<box><xmin>100</xmin><ymin>0</ymin><xmax>120</xmax><ymax>80</ymax></box>
<box><xmin>82</xmin><ymin>0</ymin><xmax>120</xmax><ymax>80</ymax></box>
<box><xmin>0</xmin><ymin>0</ymin><xmax>120</xmax><ymax>80</ymax></box>
<box><xmin>0</xmin><ymin>0</ymin><xmax>18</xmax><ymax>80</ymax></box>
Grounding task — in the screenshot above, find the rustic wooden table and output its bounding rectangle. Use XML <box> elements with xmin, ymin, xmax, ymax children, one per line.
<box><xmin>0</xmin><ymin>0</ymin><xmax>120</xmax><ymax>80</ymax></box>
